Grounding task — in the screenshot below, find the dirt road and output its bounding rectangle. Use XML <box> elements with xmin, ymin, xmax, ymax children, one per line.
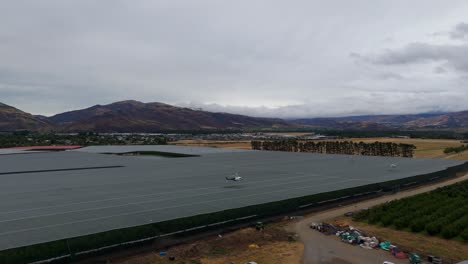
<box><xmin>293</xmin><ymin>174</ymin><xmax>468</xmax><ymax>264</ymax></box>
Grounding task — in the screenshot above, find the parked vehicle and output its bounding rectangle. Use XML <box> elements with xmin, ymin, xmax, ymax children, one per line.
<box><xmin>409</xmin><ymin>253</ymin><xmax>421</xmax><ymax>264</ymax></box>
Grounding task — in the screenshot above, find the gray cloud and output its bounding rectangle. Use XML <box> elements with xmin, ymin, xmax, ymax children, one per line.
<box><xmin>377</xmin><ymin>72</ymin><xmax>405</xmax><ymax>80</ymax></box>
<box><xmin>1</xmin><ymin>1</ymin><xmax>468</xmax><ymax>117</ymax></box>
<box><xmin>181</xmin><ymin>89</ymin><xmax>467</xmax><ymax>119</ymax></box>
<box><xmin>352</xmin><ymin>22</ymin><xmax>468</xmax><ymax>82</ymax></box>
<box><xmin>434</xmin><ymin>66</ymin><xmax>447</xmax><ymax>74</ymax></box>
<box><xmin>361</xmin><ymin>43</ymin><xmax>468</xmax><ymax>73</ymax></box>
<box><xmin>450</xmin><ymin>23</ymin><xmax>468</xmax><ymax>39</ymax></box>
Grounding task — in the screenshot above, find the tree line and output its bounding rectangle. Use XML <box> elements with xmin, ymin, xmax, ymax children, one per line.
<box><xmin>251</xmin><ymin>140</ymin><xmax>416</xmax><ymax>157</ymax></box>
<box><xmin>444</xmin><ymin>144</ymin><xmax>468</xmax><ymax>154</ymax></box>
<box><xmin>308</xmin><ymin>130</ymin><xmax>468</xmax><ymax>140</ymax></box>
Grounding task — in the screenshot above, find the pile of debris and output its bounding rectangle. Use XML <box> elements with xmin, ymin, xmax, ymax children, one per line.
<box><xmin>336</xmin><ymin>225</ymin><xmax>380</xmax><ymax>249</ymax></box>
<box><xmin>309</xmin><ymin>222</ymin><xmax>338</xmax><ymax>235</ymax></box>
<box><xmin>309</xmin><ymin>222</ymin><xmax>427</xmax><ymax>264</ymax></box>
<box><xmin>359</xmin><ymin>236</ymin><xmax>379</xmax><ymax>249</ymax></box>
<box><xmin>311</xmin><ymin>222</ymin><xmax>378</xmax><ymax>247</ymax></box>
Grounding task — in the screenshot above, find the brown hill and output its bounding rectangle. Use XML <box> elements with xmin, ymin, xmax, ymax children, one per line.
<box><xmin>49</xmin><ymin>100</ymin><xmax>292</xmax><ymax>132</ymax></box>
<box><xmin>329</xmin><ymin>113</ymin><xmax>443</xmax><ymax>125</ymax></box>
<box><xmin>292</xmin><ymin>118</ymin><xmax>396</xmax><ymax>130</ymax></box>
<box><xmin>403</xmin><ymin>111</ymin><xmax>468</xmax><ymax>128</ymax></box>
<box><xmin>2</xmin><ymin>100</ymin><xmax>468</xmax><ymax>132</ymax></box>
<box><xmin>0</xmin><ymin>103</ymin><xmax>53</xmax><ymax>132</ymax></box>
<box><xmin>294</xmin><ymin>111</ymin><xmax>468</xmax><ymax>130</ymax></box>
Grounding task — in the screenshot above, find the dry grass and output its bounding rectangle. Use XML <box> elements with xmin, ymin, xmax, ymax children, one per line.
<box><xmin>333</xmin><ymin>217</ymin><xmax>468</xmax><ymax>261</ymax></box>
<box><xmin>172</xmin><ymin>137</ymin><xmax>468</xmax><ymax>160</ymax></box>
<box><xmin>170</xmin><ymin>140</ymin><xmax>252</xmax><ymax>150</ymax></box>
<box><xmin>200</xmin><ymin>242</ymin><xmax>303</xmax><ymax>264</ymax></box>
<box><xmin>116</xmin><ymin>242</ymin><xmax>303</xmax><ymax>264</ymax></box>
<box><xmin>114</xmin><ymin>223</ymin><xmax>303</xmax><ymax>264</ymax></box>
<box><xmin>339</xmin><ymin>137</ymin><xmax>464</xmax><ymax>159</ymax></box>
<box><xmin>444</xmin><ymin>151</ymin><xmax>468</xmax><ymax>160</ymax></box>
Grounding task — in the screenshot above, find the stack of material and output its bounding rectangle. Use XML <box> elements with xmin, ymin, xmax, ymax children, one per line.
<box><xmin>339</xmin><ymin>229</ymin><xmax>363</xmax><ymax>244</ymax></box>
<box><xmin>359</xmin><ymin>236</ymin><xmax>379</xmax><ymax>249</ymax></box>
<box><xmin>310</xmin><ymin>222</ymin><xmax>338</xmax><ymax>235</ymax></box>
<box><xmin>391</xmin><ymin>247</ymin><xmax>407</xmax><ymax>259</ymax></box>
<box><xmin>379</xmin><ymin>241</ymin><xmax>392</xmax><ymax>251</ymax></box>
<box><xmin>340</xmin><ymin>232</ymin><xmax>359</xmax><ymax>244</ymax></box>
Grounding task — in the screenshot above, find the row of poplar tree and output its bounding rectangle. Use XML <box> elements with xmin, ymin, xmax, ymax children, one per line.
<box><xmin>251</xmin><ymin>140</ymin><xmax>416</xmax><ymax>158</ymax></box>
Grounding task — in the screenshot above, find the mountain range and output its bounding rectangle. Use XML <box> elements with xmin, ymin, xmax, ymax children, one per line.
<box><xmin>0</xmin><ymin>100</ymin><xmax>290</xmax><ymax>132</ymax></box>
<box><xmin>0</xmin><ymin>100</ymin><xmax>467</xmax><ymax>132</ymax></box>
<box><xmin>294</xmin><ymin>111</ymin><xmax>468</xmax><ymax>130</ymax></box>
<box><xmin>0</xmin><ymin>103</ymin><xmax>53</xmax><ymax>131</ymax></box>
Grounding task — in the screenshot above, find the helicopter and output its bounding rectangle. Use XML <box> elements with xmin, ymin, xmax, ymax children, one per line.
<box><xmin>225</xmin><ymin>172</ymin><xmax>243</xmax><ymax>182</ymax></box>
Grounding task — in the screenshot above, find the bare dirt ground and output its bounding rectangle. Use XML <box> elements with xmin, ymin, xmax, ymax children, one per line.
<box><xmin>171</xmin><ymin>137</ymin><xmax>468</xmax><ymax>160</ymax></box>
<box><xmin>292</xmin><ymin>173</ymin><xmax>468</xmax><ymax>264</ymax></box>
<box><xmin>112</xmin><ymin>223</ymin><xmax>303</xmax><ymax>264</ymax></box>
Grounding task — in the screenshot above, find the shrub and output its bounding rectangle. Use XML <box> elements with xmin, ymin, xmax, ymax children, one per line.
<box><xmin>426</xmin><ymin>221</ymin><xmax>444</xmax><ymax>236</ymax></box>
<box><xmin>410</xmin><ymin>218</ymin><xmax>426</xmax><ymax>232</ymax></box>
<box><xmin>460</xmin><ymin>228</ymin><xmax>468</xmax><ymax>241</ymax></box>
<box><xmin>394</xmin><ymin>216</ymin><xmax>412</xmax><ymax>230</ymax></box>
<box><xmin>441</xmin><ymin>224</ymin><xmax>460</xmax><ymax>239</ymax></box>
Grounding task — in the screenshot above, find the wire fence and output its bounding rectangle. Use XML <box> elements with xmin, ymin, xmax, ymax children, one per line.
<box><xmin>31</xmin><ymin>215</ymin><xmax>258</xmax><ymax>264</ymax></box>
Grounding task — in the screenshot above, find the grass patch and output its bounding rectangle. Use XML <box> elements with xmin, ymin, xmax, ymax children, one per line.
<box><xmin>209</xmin><ymin>248</ymin><xmax>229</xmax><ymax>256</ymax></box>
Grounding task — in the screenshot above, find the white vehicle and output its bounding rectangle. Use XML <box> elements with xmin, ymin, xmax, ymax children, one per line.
<box><xmin>226</xmin><ymin>172</ymin><xmax>243</xmax><ymax>182</ymax></box>
<box><xmin>383</xmin><ymin>262</ymin><xmax>395</xmax><ymax>264</ymax></box>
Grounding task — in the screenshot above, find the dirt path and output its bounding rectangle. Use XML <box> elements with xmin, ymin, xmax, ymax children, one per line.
<box><xmin>293</xmin><ymin>174</ymin><xmax>468</xmax><ymax>264</ymax></box>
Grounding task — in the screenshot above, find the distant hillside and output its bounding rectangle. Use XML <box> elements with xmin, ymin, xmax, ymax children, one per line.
<box><xmin>293</xmin><ymin>111</ymin><xmax>468</xmax><ymax>130</ymax></box>
<box><xmin>2</xmin><ymin>100</ymin><xmax>468</xmax><ymax>132</ymax></box>
<box><xmin>329</xmin><ymin>113</ymin><xmax>443</xmax><ymax>125</ymax></box>
<box><xmin>292</xmin><ymin>118</ymin><xmax>393</xmax><ymax>130</ymax></box>
<box><xmin>404</xmin><ymin>111</ymin><xmax>468</xmax><ymax>128</ymax></box>
<box><xmin>0</xmin><ymin>103</ymin><xmax>52</xmax><ymax>132</ymax></box>
<box><xmin>49</xmin><ymin>100</ymin><xmax>292</xmax><ymax>132</ymax></box>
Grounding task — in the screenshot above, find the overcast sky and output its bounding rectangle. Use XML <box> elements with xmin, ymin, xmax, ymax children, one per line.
<box><xmin>1</xmin><ymin>1</ymin><xmax>468</xmax><ymax>118</ymax></box>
